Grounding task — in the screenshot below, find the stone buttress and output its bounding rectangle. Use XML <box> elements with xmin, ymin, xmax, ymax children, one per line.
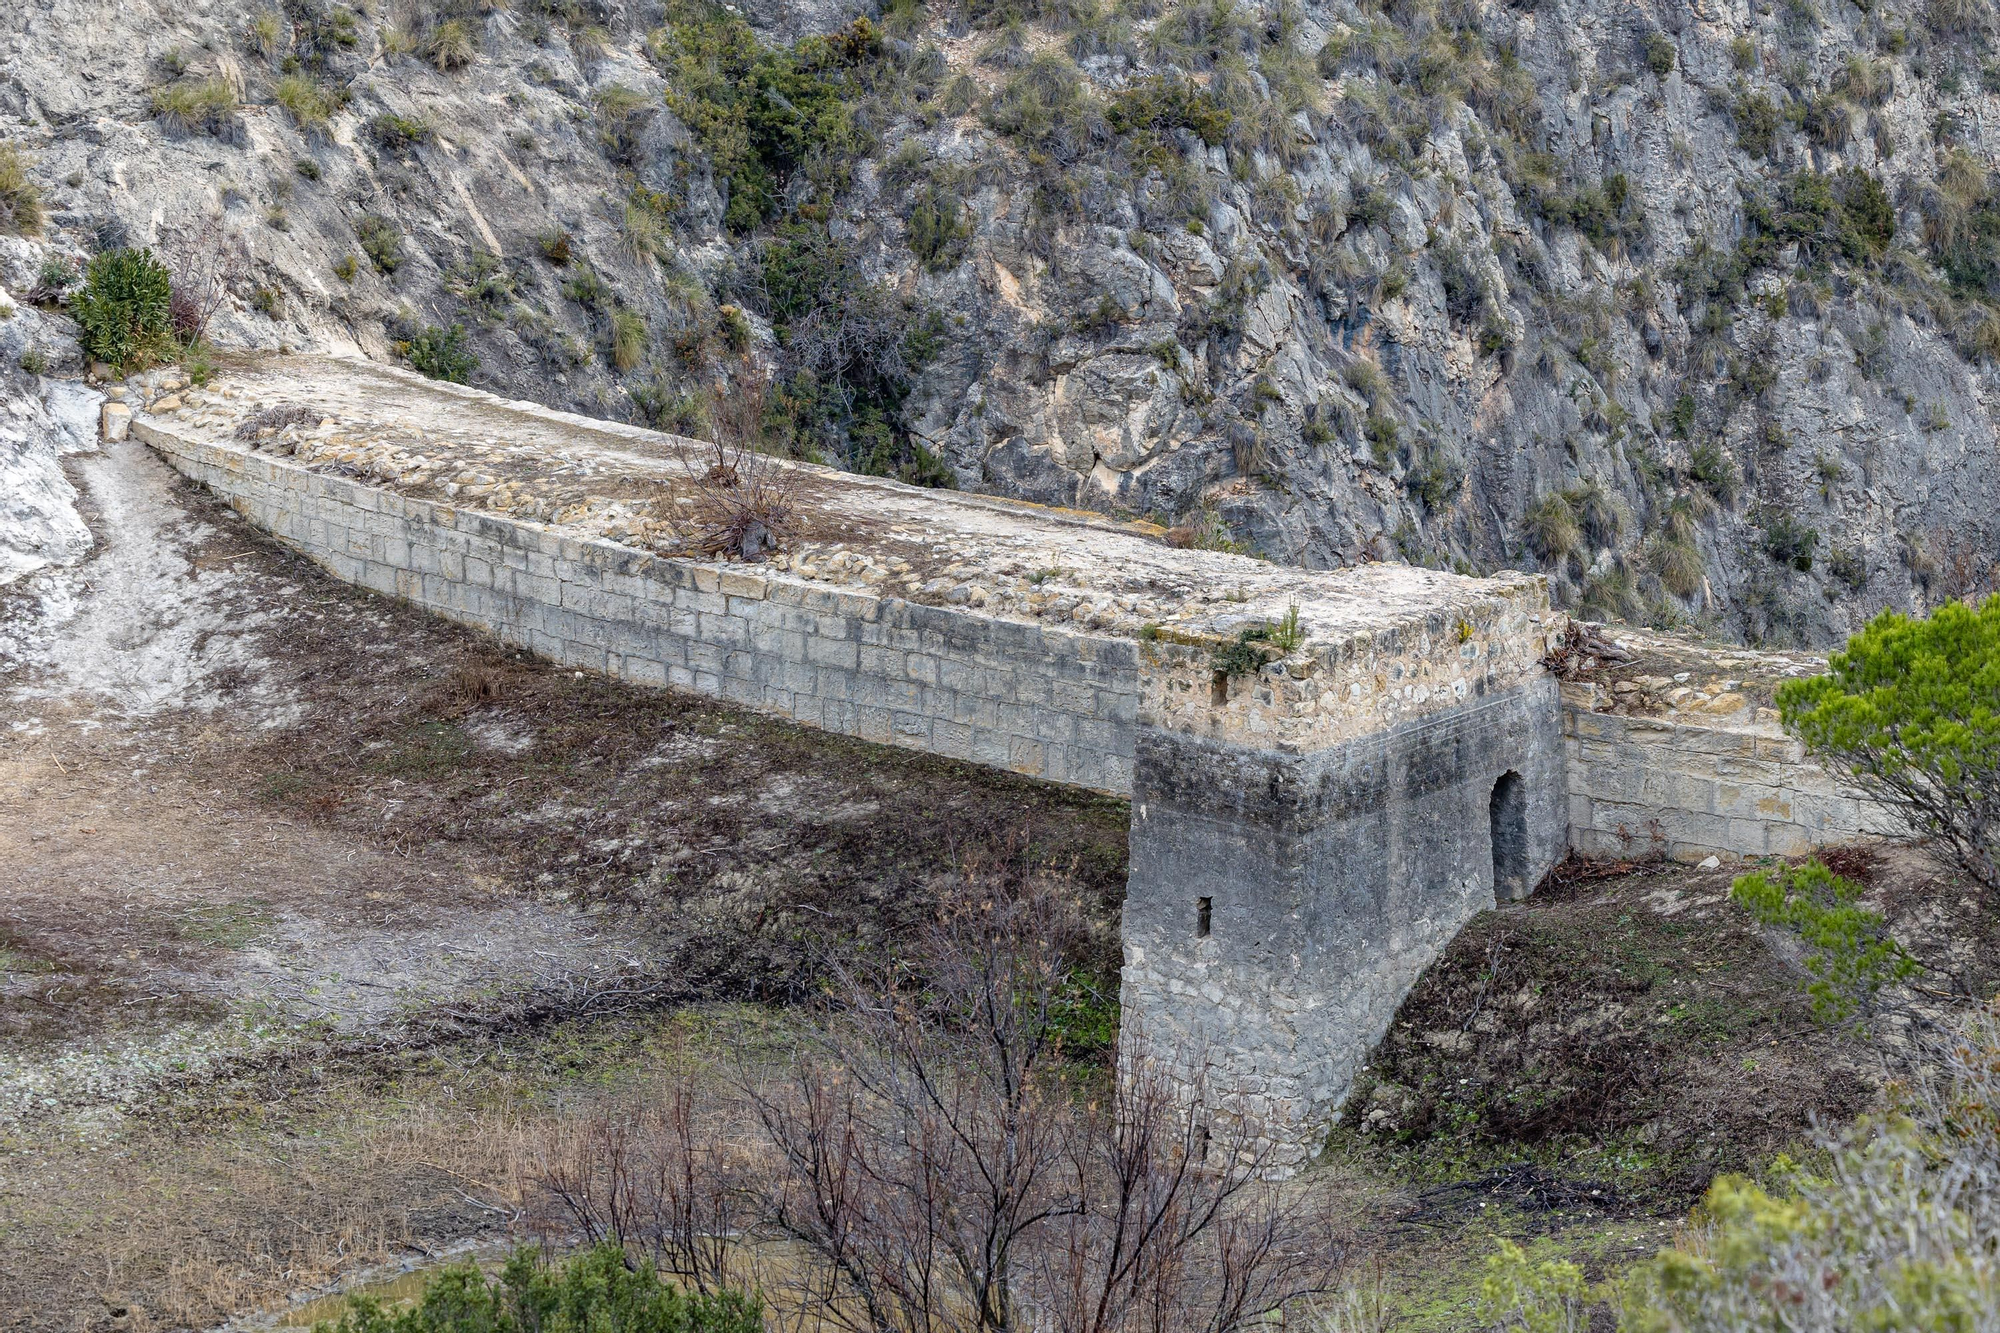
<box><xmin>1120</xmin><ymin>582</ymin><xmax>1566</xmax><ymax>1169</ymax></box>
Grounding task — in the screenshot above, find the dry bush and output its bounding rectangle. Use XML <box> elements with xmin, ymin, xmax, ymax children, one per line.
<box><xmin>161</xmin><ymin>216</ymin><xmax>249</xmax><ymax>344</ymax></box>
<box><xmin>677</xmin><ymin>438</ymin><xmax>800</xmax><ymax>560</ymax></box>
<box><xmin>450</xmin><ymin>662</ymin><xmax>507</xmax><ymax>704</ymax></box>
<box><xmin>530</xmin><ymin>879</ymin><xmax>1342</xmax><ymax>1333</ymax></box>
<box><xmin>530</xmin><ymin>1079</ymin><xmax>752</xmax><ymax>1298</ymax></box>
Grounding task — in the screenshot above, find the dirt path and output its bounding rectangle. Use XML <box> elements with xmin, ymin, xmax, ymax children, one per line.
<box><xmin>0</xmin><ymin>440</ymin><xmax>659</xmax><ymax>1126</ymax></box>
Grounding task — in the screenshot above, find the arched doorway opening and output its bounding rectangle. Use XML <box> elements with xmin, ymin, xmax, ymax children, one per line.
<box><xmin>1490</xmin><ymin>770</ymin><xmax>1528</xmax><ymax>900</ymax></box>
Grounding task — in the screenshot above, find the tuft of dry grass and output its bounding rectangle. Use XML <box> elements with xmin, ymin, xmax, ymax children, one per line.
<box><xmin>0</xmin><ymin>143</ymin><xmax>42</xmax><ymax>237</ymax></box>
<box><xmin>428</xmin><ymin>18</ymin><xmax>477</xmax><ymax>71</ymax></box>
<box><xmin>152</xmin><ymin>77</ymin><xmax>238</xmax><ymax>134</ymax></box>
<box><xmin>272</xmin><ymin>73</ymin><xmax>340</xmax><ymax>135</ymax></box>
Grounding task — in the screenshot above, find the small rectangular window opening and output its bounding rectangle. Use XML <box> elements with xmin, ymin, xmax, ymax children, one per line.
<box><xmin>1196</xmin><ymin>896</ymin><xmax>1212</xmax><ymax>938</ymax></box>
<box><xmin>1209</xmin><ymin>670</ymin><xmax>1229</xmax><ymax>707</ymax></box>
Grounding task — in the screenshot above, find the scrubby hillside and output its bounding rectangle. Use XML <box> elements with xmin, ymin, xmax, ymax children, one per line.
<box><xmin>3</xmin><ymin>0</ymin><xmax>1999</xmax><ymax>644</ymax></box>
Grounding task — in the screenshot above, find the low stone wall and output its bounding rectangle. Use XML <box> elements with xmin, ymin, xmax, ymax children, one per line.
<box><xmin>136</xmin><ymin>423</ymin><xmax>1142</xmax><ymax>794</ymax></box>
<box><xmin>1557</xmin><ymin>631</ymin><xmax>1897</xmax><ymax>862</ymax></box>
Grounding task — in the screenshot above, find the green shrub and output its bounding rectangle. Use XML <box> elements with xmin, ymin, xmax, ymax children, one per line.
<box><xmin>717</xmin><ymin>303</ymin><xmax>751</xmax><ymax>352</ymax></box>
<box><xmin>1362</xmin><ymin>411</ymin><xmax>1400</xmax><ymax>463</ymax></box>
<box><xmin>71</xmin><ymin>247</ymin><xmax>174</xmax><ymax>369</ymax></box>
<box><xmin>0</xmin><ymin>143</ymin><xmax>42</xmax><ymax>236</ymax></box>
<box><xmin>1758</xmin><ymin>508</ymin><xmax>1818</xmax><ymax>571</ymax></box>
<box><xmin>757</xmin><ymin>221</ymin><xmax>936</xmax><ymax>473</ymax></box>
<box><xmin>1689</xmin><ymin>439</ymin><xmax>1737</xmax><ymax>504</ymax></box>
<box><xmin>1408</xmin><ymin>448</ymin><xmax>1465</xmax><ymax>512</ymax></box>
<box><xmin>273</xmin><ymin>73</ymin><xmax>341</xmax><ymax>134</ymax></box>
<box><xmin>1641</xmin><ymin>31</ymin><xmax>1676</xmax><ymax>77</ymax></box>
<box><xmin>563</xmin><ymin>263</ymin><xmax>613</xmax><ymax>311</ymax></box>
<box><xmin>1107</xmin><ymin>73</ymin><xmax>1231</xmax><ymax>162</ymax></box>
<box><xmin>355</xmin><ymin>214</ymin><xmax>403</xmax><ymax>273</ymax></box>
<box><xmin>1739</xmin><ymin>169</ymin><xmax>1894</xmax><ymax>269</ymax></box>
<box><xmin>648</xmin><ymin>10</ymin><xmax>883</xmax><ymax>233</ymax></box>
<box><xmin>1212</xmin><ymin>626</ymin><xmax>1276</xmax><ymax>678</ymax></box>
<box><xmin>333</xmin><ymin>253</ymin><xmax>357</xmax><ymax>282</ymax></box>
<box><xmin>151</xmin><ymin>77</ymin><xmax>238</xmax><ymax>135</ymax></box>
<box><xmin>1734</xmin><ymin>91</ymin><xmax>1781</xmax><ymax>158</ymax></box>
<box><xmin>1731</xmin><ymin>860</ymin><xmax>1914</xmax><ymax>1021</ymax></box>
<box><xmin>537</xmin><ymin>228</ymin><xmax>574</xmax><ymax>266</ymax></box>
<box><xmin>1827</xmin><ymin>544</ymin><xmax>1868</xmax><ymax>590</ymax></box>
<box><xmin>313</xmin><ymin>1244</ymin><xmax>758</xmax><ymax>1333</ymax></box>
<box><xmin>404</xmin><ymin>323</ymin><xmax>476</xmax><ymax>382</ymax></box>
<box><xmin>368</xmin><ymin>111</ymin><xmax>433</xmax><ymax>151</ymax></box>
<box><xmin>1478</xmin><ymin>1241</ymin><xmax>1590</xmax><ymax>1332</ymax></box>
<box><xmin>1779</xmin><ymin>595</ymin><xmax>2000</xmax><ymax>890</ymax></box>
<box><xmin>908</xmin><ymin>185</ymin><xmax>972</xmax><ymax>272</ymax></box>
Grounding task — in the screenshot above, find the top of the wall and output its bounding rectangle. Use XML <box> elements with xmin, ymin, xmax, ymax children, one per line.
<box><xmin>140</xmin><ymin>354</ymin><xmax>1551</xmax><ymax>660</ymax></box>
<box><xmin>1557</xmin><ymin>623</ymin><xmax>1830</xmax><ymax>734</ymax></box>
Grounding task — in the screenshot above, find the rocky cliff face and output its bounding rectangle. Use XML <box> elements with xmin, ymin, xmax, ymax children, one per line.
<box><xmin>3</xmin><ymin>0</ymin><xmax>1997</xmax><ymax>645</ymax></box>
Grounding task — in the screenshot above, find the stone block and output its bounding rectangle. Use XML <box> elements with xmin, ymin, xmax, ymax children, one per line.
<box><xmin>806</xmin><ymin>635</ymin><xmax>860</xmax><ymax>670</ymax></box>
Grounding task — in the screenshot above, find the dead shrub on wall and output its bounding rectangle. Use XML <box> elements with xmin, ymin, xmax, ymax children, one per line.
<box><xmin>677</xmin><ymin>437</ymin><xmax>800</xmax><ymax>560</ymax></box>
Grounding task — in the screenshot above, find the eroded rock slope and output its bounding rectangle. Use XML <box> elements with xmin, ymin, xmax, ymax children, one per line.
<box><xmin>3</xmin><ymin>0</ymin><xmax>1998</xmax><ymax>645</ymax></box>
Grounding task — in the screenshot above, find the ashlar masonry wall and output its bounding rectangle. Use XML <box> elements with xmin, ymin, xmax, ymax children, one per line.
<box><xmin>136</xmin><ymin>423</ymin><xmax>1142</xmax><ymax>795</ymax></box>
<box><xmin>1553</xmin><ymin>628</ymin><xmax>1898</xmax><ymax>862</ymax></box>
<box><xmin>135</xmin><ymin>393</ymin><xmax>1566</xmax><ymax>1172</ymax></box>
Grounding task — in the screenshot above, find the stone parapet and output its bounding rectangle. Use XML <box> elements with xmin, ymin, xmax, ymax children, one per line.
<box><xmin>135</xmin><ymin>421</ymin><xmax>1141</xmax><ymax>795</ymax></box>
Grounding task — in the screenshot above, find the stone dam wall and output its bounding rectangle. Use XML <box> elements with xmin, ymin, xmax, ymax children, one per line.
<box><xmin>135</xmin><ymin>414</ymin><xmax>1885</xmax><ymax>869</ymax></box>
<box><xmin>135</xmin><ymin>422</ymin><xmax>1143</xmax><ymax>796</ymax></box>
<box><xmin>127</xmin><ymin>357</ymin><xmax>1892</xmax><ymax>1170</ymax></box>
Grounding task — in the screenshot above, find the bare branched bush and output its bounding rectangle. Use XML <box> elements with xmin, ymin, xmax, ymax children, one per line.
<box><xmin>677</xmin><ymin>437</ymin><xmax>800</xmax><ymax>560</ymax></box>
<box><xmin>531</xmin><ymin>1079</ymin><xmax>749</xmax><ymax>1299</ymax></box>
<box><xmin>524</xmin><ymin>877</ymin><xmax>1340</xmax><ymax>1333</ymax></box>
<box><xmin>161</xmin><ymin>217</ymin><xmax>249</xmax><ymax>345</ymax></box>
